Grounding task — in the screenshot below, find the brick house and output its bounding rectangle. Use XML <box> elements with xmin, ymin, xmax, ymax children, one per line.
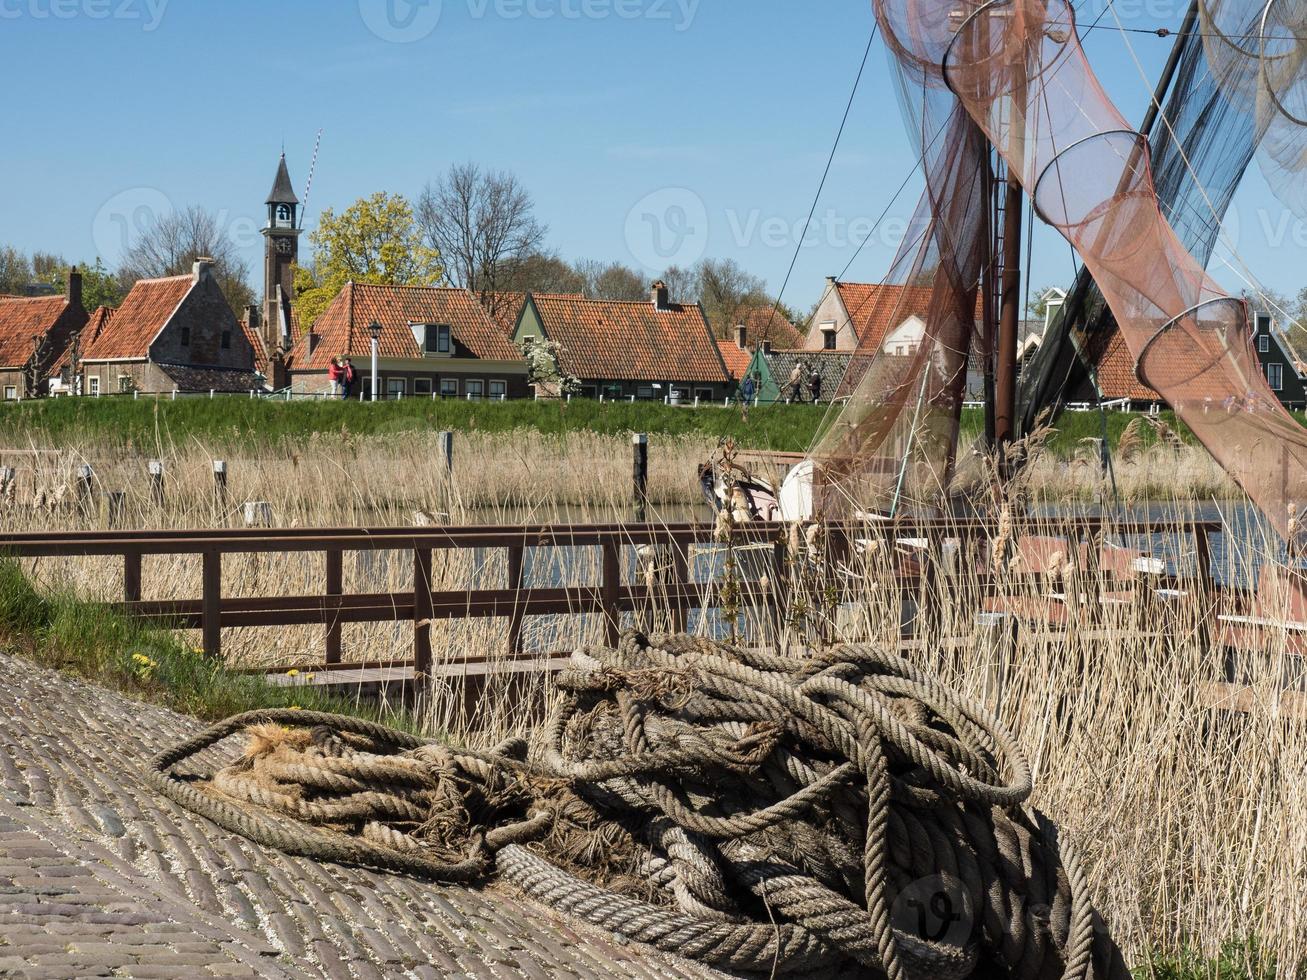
<box><xmin>286</xmin><ymin>282</ymin><xmax>529</xmax><ymax>400</ymax></box>
<box><xmin>0</xmin><ymin>269</ymin><xmax>88</xmax><ymax>399</ymax></box>
<box><xmin>78</xmin><ymin>259</ymin><xmax>262</xmax><ymax>395</ymax></box>
<box><xmin>511</xmin><ymin>282</ymin><xmax>732</xmax><ymax>402</ymax></box>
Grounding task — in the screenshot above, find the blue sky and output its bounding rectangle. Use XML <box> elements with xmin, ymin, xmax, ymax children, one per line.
<box><xmin>1</xmin><ymin>0</ymin><xmax>1301</xmax><ymax>314</ymax></box>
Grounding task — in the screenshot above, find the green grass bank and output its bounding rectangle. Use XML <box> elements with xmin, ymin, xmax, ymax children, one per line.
<box><xmin>0</xmin><ymin>395</ymin><xmax>1222</xmax><ymax>457</ymax></box>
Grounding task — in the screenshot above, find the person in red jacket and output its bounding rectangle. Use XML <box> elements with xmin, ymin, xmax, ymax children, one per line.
<box><xmin>327</xmin><ymin>357</ymin><xmax>342</xmax><ymax>398</ymax></box>
<box><xmin>340</xmin><ymin>358</ymin><xmax>356</xmax><ymax>400</ymax></box>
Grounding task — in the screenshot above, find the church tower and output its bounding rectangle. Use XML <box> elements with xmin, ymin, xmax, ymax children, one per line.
<box><xmin>261</xmin><ymin>153</ymin><xmax>302</xmax><ymax>354</ymax></box>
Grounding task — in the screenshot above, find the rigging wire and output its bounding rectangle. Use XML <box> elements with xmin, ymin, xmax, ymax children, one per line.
<box><xmin>756</xmin><ymin>24</ymin><xmax>877</xmax><ymax>341</ymax></box>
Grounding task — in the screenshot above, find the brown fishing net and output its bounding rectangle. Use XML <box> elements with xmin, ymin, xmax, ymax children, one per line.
<box><xmin>847</xmin><ymin>0</ymin><xmax>1307</xmax><ymax>543</ymax></box>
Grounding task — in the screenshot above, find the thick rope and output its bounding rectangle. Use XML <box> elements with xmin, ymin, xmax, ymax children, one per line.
<box><xmin>146</xmin><ymin>631</ymin><xmax>1130</xmax><ymax>979</ymax></box>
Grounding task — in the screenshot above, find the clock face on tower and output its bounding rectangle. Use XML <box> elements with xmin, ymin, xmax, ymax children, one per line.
<box><xmin>275</xmin><ymin>237</ymin><xmax>294</xmax><ymax>257</ymax></box>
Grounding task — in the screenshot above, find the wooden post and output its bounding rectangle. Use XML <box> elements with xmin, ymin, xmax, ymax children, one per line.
<box><xmin>102</xmin><ymin>491</ymin><xmax>126</xmax><ymax>529</ymax></box>
<box><xmin>212</xmin><ymin>460</ymin><xmax>227</xmax><ymax>521</ymax></box>
<box><xmin>632</xmin><ymin>433</ymin><xmax>648</xmax><ymax>522</ymax></box>
<box><xmin>147</xmin><ymin>460</ymin><xmax>164</xmax><ymax>509</ymax></box>
<box><xmin>324</xmin><ymin>549</ymin><xmax>343</xmax><ymax>664</ymax></box>
<box><xmin>75</xmin><ymin>465</ymin><xmax>94</xmax><ymax>517</ymax></box>
<box><xmin>507</xmin><ymin>543</ymin><xmax>525</xmax><ymax>656</ymax></box>
<box><xmin>413</xmin><ymin>548</ymin><xmax>433</xmax><ymax>678</ymax></box>
<box><xmin>439</xmin><ymin>431</ymin><xmax>454</xmax><ymax>474</ymax></box>
<box><xmin>123</xmin><ymin>551</ymin><xmax>142</xmax><ymax>605</ymax></box>
<box><xmin>201</xmin><ymin>548</ymin><xmax>221</xmax><ymax>659</ymax></box>
<box><xmin>601</xmin><ymin>540</ymin><xmax>620</xmax><ymax>646</ymax></box>
<box><xmin>671</xmin><ymin>542</ymin><xmax>689</xmax><ymax>634</ymax></box>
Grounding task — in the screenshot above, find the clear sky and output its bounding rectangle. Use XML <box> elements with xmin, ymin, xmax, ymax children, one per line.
<box><xmin>1</xmin><ymin>0</ymin><xmax>1301</xmax><ymax>315</ymax></box>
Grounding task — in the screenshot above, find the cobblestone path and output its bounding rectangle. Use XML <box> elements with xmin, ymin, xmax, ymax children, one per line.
<box><xmin>0</xmin><ymin>653</ymin><xmax>719</xmax><ymax>979</ymax></box>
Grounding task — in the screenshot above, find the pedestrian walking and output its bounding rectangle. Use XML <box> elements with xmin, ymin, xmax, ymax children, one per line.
<box><xmin>810</xmin><ymin>370</ymin><xmax>822</xmax><ymax>404</ymax></box>
<box><xmin>740</xmin><ymin>374</ymin><xmax>756</xmax><ymax>405</ymax></box>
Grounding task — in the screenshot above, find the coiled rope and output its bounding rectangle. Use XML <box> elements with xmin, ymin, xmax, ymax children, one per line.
<box><xmin>147</xmin><ymin>631</ymin><xmax>1129</xmax><ymax>978</ymax></box>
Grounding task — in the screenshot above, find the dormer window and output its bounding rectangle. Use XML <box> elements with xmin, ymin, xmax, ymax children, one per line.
<box><xmin>424</xmin><ymin>324</ymin><xmax>452</xmax><ymax>355</ymax></box>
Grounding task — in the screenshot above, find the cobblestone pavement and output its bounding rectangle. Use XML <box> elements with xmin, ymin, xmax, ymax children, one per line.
<box><xmin>0</xmin><ymin>653</ymin><xmax>721</xmax><ymax>979</ymax></box>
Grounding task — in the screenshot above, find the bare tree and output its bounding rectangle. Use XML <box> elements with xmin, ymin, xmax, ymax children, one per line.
<box><xmin>119</xmin><ymin>206</ymin><xmax>254</xmax><ymax>311</ymax></box>
<box><xmin>0</xmin><ymin>246</ymin><xmax>33</xmax><ymax>294</ymax></box>
<box><xmin>692</xmin><ymin>258</ymin><xmax>771</xmax><ymax>337</ymax></box>
<box><xmin>573</xmin><ymin>259</ymin><xmax>647</xmax><ymax>301</ymax></box>
<box><xmin>497</xmin><ymin>251</ymin><xmax>585</xmax><ymax>296</ymax></box>
<box><xmin>658</xmin><ymin>264</ymin><xmax>698</xmax><ymax>304</ymax></box>
<box><xmin>417</xmin><ymin>163</ymin><xmax>547</xmax><ymax>319</ymax></box>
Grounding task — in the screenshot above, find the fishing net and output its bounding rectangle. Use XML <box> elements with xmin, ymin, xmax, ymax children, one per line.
<box><xmin>810</xmin><ymin>37</ymin><xmax>988</xmax><ymax>517</ymax></box>
<box><xmin>869</xmin><ymin>0</ymin><xmax>1307</xmax><ymax>544</ymax></box>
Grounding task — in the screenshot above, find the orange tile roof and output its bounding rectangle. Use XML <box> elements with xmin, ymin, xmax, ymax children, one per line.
<box><xmin>290</xmin><ymin>282</ymin><xmax>521</xmax><ymax>372</ymax></box>
<box><xmin>82</xmin><ymin>275</ymin><xmax>193</xmax><ymax>360</ymax></box>
<box><xmin>1092</xmin><ymin>327</ymin><xmax>1163</xmax><ymax>402</ymax></box>
<box><xmin>52</xmin><ymin>306</ymin><xmax>114</xmax><ymax>373</ymax></box>
<box><xmin>531</xmin><ymin>293</ymin><xmax>728</xmax><ymax>384</ymax></box>
<box><xmin>836</xmin><ymin>282</ymin><xmax>984</xmax><ymax>351</ymax></box>
<box><xmin>716</xmin><ymin>340</ymin><xmax>752</xmax><ymax>380</ymax></box>
<box><xmin>736</xmin><ymin>306</ymin><xmax>804</xmax><ymax>349</ymax></box>
<box><xmin>0</xmin><ymin>294</ymin><xmax>73</xmax><ymax>367</ymax></box>
<box><xmin>481</xmin><ymin>292</ymin><xmax>527</xmax><ymax>333</ymax></box>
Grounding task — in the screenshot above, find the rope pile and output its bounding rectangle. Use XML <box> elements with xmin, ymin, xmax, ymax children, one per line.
<box><xmin>148</xmin><ymin>632</ymin><xmax>1129</xmax><ymax>978</ymax></box>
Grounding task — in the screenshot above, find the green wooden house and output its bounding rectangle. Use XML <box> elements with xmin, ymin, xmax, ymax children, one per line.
<box><xmin>741</xmin><ymin>348</ymin><xmax>853</xmax><ymax>404</ymax></box>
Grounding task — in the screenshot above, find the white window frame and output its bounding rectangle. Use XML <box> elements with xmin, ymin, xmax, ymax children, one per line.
<box><xmin>3</xmin><ymin>386</ymin><xmax>15</xmax><ymax>401</ymax></box>
<box><xmin>637</xmin><ymin>385</ymin><xmax>656</xmax><ymax>400</ymax></box>
<box><xmin>413</xmin><ymin>377</ymin><xmax>433</xmax><ymax>396</ymax></box>
<box><xmin>424</xmin><ymin>324</ymin><xmax>452</xmax><ymax>355</ymax></box>
<box><xmin>1259</xmin><ymin>334</ymin><xmax>1270</xmax><ymax>353</ymax></box>
<box><xmin>1268</xmin><ymin>362</ymin><xmax>1284</xmax><ymax>391</ymax></box>
<box><xmin>88</xmin><ymin>376</ymin><xmax>100</xmax><ymax>396</ymax></box>
<box><xmin>386</xmin><ymin>377</ymin><xmax>406</xmax><ymax>398</ymax></box>
<box><xmin>464</xmin><ymin>379</ymin><xmax>484</xmax><ymax>401</ymax></box>
<box><xmin>118</xmin><ymin>375</ymin><xmax>133</xmax><ymax>393</ymax></box>
<box><xmin>488</xmin><ymin>379</ymin><xmax>507</xmax><ymax>401</ymax></box>
<box><xmin>439</xmin><ymin>378</ymin><xmax>458</xmax><ymax>398</ymax></box>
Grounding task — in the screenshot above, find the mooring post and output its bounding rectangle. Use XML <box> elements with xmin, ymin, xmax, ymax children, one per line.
<box><xmin>147</xmin><ymin>459</ymin><xmax>164</xmax><ymax>509</ymax></box>
<box><xmin>324</xmin><ymin>549</ymin><xmax>343</xmax><ymax>664</ymax></box>
<box><xmin>413</xmin><ymin>548</ymin><xmax>434</xmax><ymax>678</ymax></box>
<box><xmin>102</xmin><ymin>491</ymin><xmax>126</xmax><ymax>529</ymax></box>
<box><xmin>632</xmin><ymin>433</ymin><xmax>648</xmax><ymax>522</ymax></box>
<box><xmin>671</xmin><ymin>540</ymin><xmax>689</xmax><ymax>634</ymax></box>
<box><xmin>439</xmin><ymin>431</ymin><xmax>454</xmax><ymax>474</ymax></box>
<box><xmin>123</xmin><ymin>550</ymin><xmax>142</xmax><ymax>605</ymax></box>
<box><xmin>202</xmin><ymin>548</ymin><xmax>222</xmax><ymax>659</ymax></box>
<box><xmin>75</xmin><ymin>465</ymin><xmax>95</xmax><ymax>518</ymax></box>
<box><xmin>212</xmin><ymin>460</ymin><xmax>227</xmax><ymax>521</ymax></box>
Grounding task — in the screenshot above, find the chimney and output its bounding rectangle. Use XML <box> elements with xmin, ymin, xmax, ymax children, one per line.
<box><xmin>66</xmin><ymin>267</ymin><xmax>83</xmax><ymax>310</ymax></box>
<box><xmin>761</xmin><ymin>339</ymin><xmax>773</xmax><ymax>355</ymax></box>
<box><xmin>308</xmin><ymin>332</ymin><xmax>320</xmax><ymax>356</ymax></box>
<box><xmin>735</xmin><ymin>324</ymin><xmax>748</xmax><ymax>350</ymax></box>
<box><xmin>193</xmin><ymin>256</ymin><xmax>215</xmax><ymax>283</ymax></box>
<box><xmin>246</xmin><ymin>304</ymin><xmax>260</xmax><ymax>329</ymax></box>
<box><xmin>652</xmin><ymin>280</ymin><xmax>670</xmax><ymax>311</ymax></box>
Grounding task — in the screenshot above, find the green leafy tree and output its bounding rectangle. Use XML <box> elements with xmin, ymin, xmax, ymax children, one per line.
<box><xmin>296</xmin><ymin>192</ymin><xmax>443</xmax><ymax>329</ymax></box>
<box><xmin>43</xmin><ymin>258</ymin><xmax>124</xmax><ymax>311</ymax></box>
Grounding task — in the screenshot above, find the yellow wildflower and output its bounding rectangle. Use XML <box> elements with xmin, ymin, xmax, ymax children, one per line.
<box><xmin>286</xmin><ymin>668</ymin><xmax>299</xmax><ymax>677</ymax></box>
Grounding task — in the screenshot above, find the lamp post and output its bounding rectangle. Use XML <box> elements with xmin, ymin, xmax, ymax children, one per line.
<box><xmin>369</xmin><ymin>320</ymin><xmax>381</xmax><ymax>402</ymax></box>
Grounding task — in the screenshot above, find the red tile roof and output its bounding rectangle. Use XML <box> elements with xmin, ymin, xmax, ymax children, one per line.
<box><xmin>835</xmin><ymin>282</ymin><xmax>985</xmax><ymax>351</ymax></box>
<box><xmin>736</xmin><ymin>306</ymin><xmax>804</xmax><ymax>350</ymax></box>
<box><xmin>290</xmin><ymin>282</ymin><xmax>522</xmax><ymax>372</ymax></box>
<box><xmin>530</xmin><ymin>293</ymin><xmax>728</xmax><ymax>384</ymax></box>
<box><xmin>51</xmin><ymin>306</ymin><xmax>114</xmax><ymax>373</ymax></box>
<box><xmin>716</xmin><ymin>340</ymin><xmax>752</xmax><ymax>380</ymax></box>
<box><xmin>1093</xmin><ymin>327</ymin><xmax>1162</xmax><ymax>402</ymax></box>
<box><xmin>0</xmin><ymin>294</ymin><xmax>73</xmax><ymax>368</ymax></box>
<box><xmin>481</xmin><ymin>292</ymin><xmax>527</xmax><ymax>333</ymax></box>
<box><xmin>83</xmin><ymin>275</ymin><xmax>193</xmax><ymax>361</ymax></box>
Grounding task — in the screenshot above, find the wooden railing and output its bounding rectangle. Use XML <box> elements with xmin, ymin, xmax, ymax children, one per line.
<box><xmin>0</xmin><ymin>516</ymin><xmax>1234</xmax><ymax>679</ymax></box>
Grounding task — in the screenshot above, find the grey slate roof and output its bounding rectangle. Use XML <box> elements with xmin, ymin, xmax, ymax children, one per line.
<box><xmin>156</xmin><ymin>363</ymin><xmax>266</xmax><ymax>392</ymax></box>
<box><xmin>764</xmin><ymin>350</ymin><xmax>853</xmax><ymax>389</ymax></box>
<box><xmin>266</xmin><ymin>154</ymin><xmax>299</xmax><ymax>205</ymax></box>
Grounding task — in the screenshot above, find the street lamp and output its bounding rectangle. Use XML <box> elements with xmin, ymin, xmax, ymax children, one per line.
<box><xmin>369</xmin><ymin>320</ymin><xmax>381</xmax><ymax>402</ymax></box>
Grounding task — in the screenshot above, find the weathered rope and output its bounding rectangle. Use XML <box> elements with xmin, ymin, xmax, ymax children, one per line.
<box><xmin>146</xmin><ymin>631</ymin><xmax>1130</xmax><ymax>979</ymax></box>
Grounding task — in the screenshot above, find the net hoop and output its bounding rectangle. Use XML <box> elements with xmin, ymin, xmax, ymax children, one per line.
<box><xmin>1030</xmin><ymin>129</ymin><xmax>1150</xmax><ymax>230</ymax></box>
<box><xmin>941</xmin><ymin>0</ymin><xmax>1078</xmax><ymax>99</ymax></box>
<box><xmin>1259</xmin><ymin>0</ymin><xmax>1307</xmax><ymax>126</ymax></box>
<box><xmin>1133</xmin><ymin>296</ymin><xmax>1246</xmax><ymax>389</ymax></box>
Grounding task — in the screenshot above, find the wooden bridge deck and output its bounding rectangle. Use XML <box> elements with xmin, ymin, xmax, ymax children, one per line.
<box><xmin>0</xmin><ymin>651</ymin><xmax>719</xmax><ymax>979</ymax></box>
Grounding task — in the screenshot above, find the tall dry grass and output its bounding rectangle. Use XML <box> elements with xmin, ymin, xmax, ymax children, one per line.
<box><xmin>0</xmin><ymin>426</ymin><xmax>1301</xmax><ymax>970</ymax></box>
